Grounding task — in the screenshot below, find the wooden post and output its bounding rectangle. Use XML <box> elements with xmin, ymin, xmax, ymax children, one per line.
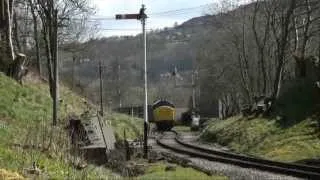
<box><xmin>99</xmin><ymin>60</ymin><xmax>104</xmax><ymax>116</ymax></box>
<box><xmin>124</xmin><ymin>128</ymin><xmax>130</xmax><ymax>161</ymax></box>
<box><xmin>97</xmin><ymin>114</ymin><xmax>108</xmax><ymax>155</ymax></box>
<box><xmin>72</xmin><ymin>55</ymin><xmax>75</xmax><ymax>89</ymax></box>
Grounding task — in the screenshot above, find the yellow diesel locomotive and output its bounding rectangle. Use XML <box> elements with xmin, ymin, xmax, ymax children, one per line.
<box><xmin>152</xmin><ymin>100</ymin><xmax>175</xmax><ymax>130</ymax></box>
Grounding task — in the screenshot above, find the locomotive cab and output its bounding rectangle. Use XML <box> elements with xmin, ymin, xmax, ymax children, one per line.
<box><xmin>152</xmin><ymin>100</ymin><xmax>175</xmax><ymax>131</ymax></box>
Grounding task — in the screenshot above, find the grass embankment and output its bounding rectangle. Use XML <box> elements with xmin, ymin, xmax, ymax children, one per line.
<box><xmin>201</xmin><ymin>116</ymin><xmax>320</xmax><ymax>162</ymax></box>
<box><xmin>0</xmin><ymin>73</ymin><xmax>122</xmax><ymax>179</ymax></box>
<box><xmin>201</xmin><ymin>80</ymin><xmax>320</xmax><ymax>162</ymax></box>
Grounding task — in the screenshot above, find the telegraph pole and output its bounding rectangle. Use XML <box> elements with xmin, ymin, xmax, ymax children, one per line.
<box><xmin>99</xmin><ymin>60</ymin><xmax>104</xmax><ymax>116</ymax></box>
<box><xmin>72</xmin><ymin>55</ymin><xmax>76</xmax><ymax>90</ymax></box>
<box><xmin>53</xmin><ymin>9</ymin><xmax>59</xmax><ymax>126</ymax></box>
<box><xmin>118</xmin><ymin>60</ymin><xmax>122</xmax><ymax>108</ymax></box>
<box><xmin>192</xmin><ymin>72</ymin><xmax>195</xmax><ymax>110</ymax></box>
<box><xmin>115</xmin><ymin>4</ymin><xmax>148</xmax><ymax>159</ymax></box>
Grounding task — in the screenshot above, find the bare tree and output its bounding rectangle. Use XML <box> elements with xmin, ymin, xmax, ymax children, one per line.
<box><xmin>266</xmin><ymin>0</ymin><xmax>297</xmax><ymax>99</ymax></box>
<box><xmin>0</xmin><ymin>0</ymin><xmax>15</xmax><ymax>63</ymax></box>
<box><xmin>0</xmin><ymin>0</ymin><xmax>29</xmax><ymax>84</ymax></box>
<box><xmin>36</xmin><ymin>0</ymin><xmax>93</xmax><ymax>125</ymax></box>
<box><xmin>252</xmin><ymin>1</ymin><xmax>270</xmax><ymax>96</ymax></box>
<box><xmin>292</xmin><ymin>0</ymin><xmax>320</xmax><ymax>77</ymax></box>
<box><xmin>28</xmin><ymin>0</ymin><xmax>41</xmax><ymax>75</ymax></box>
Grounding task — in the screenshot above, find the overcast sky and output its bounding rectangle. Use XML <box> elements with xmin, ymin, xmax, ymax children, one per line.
<box><xmin>90</xmin><ymin>0</ymin><xmax>249</xmax><ymax>37</ymax></box>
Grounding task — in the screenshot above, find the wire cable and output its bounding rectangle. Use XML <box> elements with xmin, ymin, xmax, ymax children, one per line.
<box><xmin>77</xmin><ymin>3</ymin><xmax>213</xmax><ymax>21</ymax></box>
<box><xmin>99</xmin><ymin>28</ymin><xmax>152</xmax><ymax>31</ymax></box>
<box><xmin>149</xmin><ymin>3</ymin><xmax>212</xmax><ymax>16</ymax></box>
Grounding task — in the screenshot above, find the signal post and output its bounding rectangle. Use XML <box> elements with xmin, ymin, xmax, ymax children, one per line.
<box><xmin>115</xmin><ymin>5</ymin><xmax>148</xmax><ymax>159</ymax></box>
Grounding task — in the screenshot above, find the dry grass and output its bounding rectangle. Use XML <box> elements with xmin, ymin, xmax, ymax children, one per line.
<box><xmin>0</xmin><ymin>169</ymin><xmax>24</xmax><ymax>180</ymax></box>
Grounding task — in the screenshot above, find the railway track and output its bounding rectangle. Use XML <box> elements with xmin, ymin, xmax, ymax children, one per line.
<box><xmin>156</xmin><ymin>131</ymin><xmax>320</xmax><ymax>179</ymax></box>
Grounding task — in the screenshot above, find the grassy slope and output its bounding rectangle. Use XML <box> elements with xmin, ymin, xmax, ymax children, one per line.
<box><xmin>201</xmin><ymin>80</ymin><xmax>320</xmax><ymax>162</ymax></box>
<box><xmin>201</xmin><ymin>116</ymin><xmax>320</xmax><ymax>162</ymax></box>
<box><xmin>0</xmin><ymin>73</ymin><xmax>126</xmax><ymax>178</ymax></box>
<box><xmin>107</xmin><ymin>112</ymin><xmax>143</xmax><ymax>141</ymax></box>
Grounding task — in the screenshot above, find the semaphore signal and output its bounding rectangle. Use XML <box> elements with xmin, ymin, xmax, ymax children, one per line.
<box><xmin>115</xmin><ymin>4</ymin><xmax>149</xmax><ymax>159</ymax></box>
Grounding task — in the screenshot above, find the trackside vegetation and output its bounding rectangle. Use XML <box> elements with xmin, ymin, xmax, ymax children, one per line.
<box><xmin>201</xmin><ymin>116</ymin><xmax>320</xmax><ymax>162</ymax></box>
<box><xmin>201</xmin><ymin>79</ymin><xmax>320</xmax><ymax>162</ymax></box>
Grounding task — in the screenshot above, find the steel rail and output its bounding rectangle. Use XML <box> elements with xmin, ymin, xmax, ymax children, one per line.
<box><xmin>156</xmin><ymin>131</ymin><xmax>320</xmax><ymax>179</ymax></box>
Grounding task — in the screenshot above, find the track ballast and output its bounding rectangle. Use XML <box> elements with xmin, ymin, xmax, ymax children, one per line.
<box><xmin>156</xmin><ymin>131</ymin><xmax>320</xmax><ymax>179</ymax></box>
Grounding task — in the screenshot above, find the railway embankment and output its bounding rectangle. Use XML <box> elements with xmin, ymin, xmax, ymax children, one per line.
<box><xmin>200</xmin><ymin>116</ymin><xmax>320</xmax><ymax>163</ymax></box>
<box><xmin>0</xmin><ymin>73</ymin><xmax>115</xmax><ymax>178</ymax></box>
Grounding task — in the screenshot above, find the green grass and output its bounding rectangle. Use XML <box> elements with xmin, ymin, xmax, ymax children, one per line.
<box><xmin>0</xmin><ymin>73</ymin><xmax>115</xmax><ymax>179</ymax></box>
<box><xmin>201</xmin><ymin>116</ymin><xmax>320</xmax><ymax>162</ymax></box>
<box><xmin>106</xmin><ymin>112</ymin><xmax>143</xmax><ymax>140</ymax></box>
<box><xmin>201</xmin><ymin>79</ymin><xmax>320</xmax><ymax>162</ymax></box>
<box><xmin>137</xmin><ymin>162</ymin><xmax>227</xmax><ymax>180</ymax></box>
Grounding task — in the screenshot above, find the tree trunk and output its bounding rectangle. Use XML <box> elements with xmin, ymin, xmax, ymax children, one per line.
<box><xmin>12</xmin><ymin>9</ymin><xmax>20</xmax><ymax>52</ymax></box>
<box><xmin>252</xmin><ymin>2</ymin><xmax>269</xmax><ymax>96</ymax></box>
<box><xmin>5</xmin><ymin>0</ymin><xmax>15</xmax><ymax>61</ymax></box>
<box><xmin>273</xmin><ymin>63</ymin><xmax>284</xmax><ymax>99</ymax></box>
<box><xmin>29</xmin><ymin>0</ymin><xmax>41</xmax><ymax>75</ymax></box>
<box><xmin>270</xmin><ymin>0</ymin><xmax>296</xmax><ymax>100</ymax></box>
<box><xmin>43</xmin><ymin>28</ymin><xmax>54</xmax><ymax>98</ymax></box>
<box><xmin>38</xmin><ymin>1</ymin><xmax>59</xmax><ymax>126</ymax></box>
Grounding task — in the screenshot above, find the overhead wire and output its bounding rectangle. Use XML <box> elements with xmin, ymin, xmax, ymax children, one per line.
<box><xmin>85</xmin><ymin>3</ymin><xmax>213</xmax><ymax>32</ymax></box>
<box><xmin>149</xmin><ymin>3</ymin><xmax>212</xmax><ymax>17</ymax></box>
<box><xmin>99</xmin><ymin>28</ymin><xmax>152</xmax><ymax>31</ymax></box>
<box><xmin>20</xmin><ymin>3</ymin><xmax>214</xmax><ymax>34</ymax></box>
<box><xmin>81</xmin><ymin>3</ymin><xmax>213</xmax><ymax>21</ymax></box>
<box><xmin>17</xmin><ymin>3</ymin><xmax>221</xmax><ymax>32</ymax></box>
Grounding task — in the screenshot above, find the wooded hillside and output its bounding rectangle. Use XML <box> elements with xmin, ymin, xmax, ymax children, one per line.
<box><xmin>57</xmin><ymin>0</ymin><xmax>320</xmax><ymax>120</ymax></box>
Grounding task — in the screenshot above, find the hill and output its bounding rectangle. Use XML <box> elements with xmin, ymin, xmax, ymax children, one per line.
<box><xmin>57</xmin><ymin>1</ymin><xmax>261</xmax><ymax>112</ymax></box>
<box><xmin>58</xmin><ymin>13</ymin><xmax>217</xmax><ymax>108</ymax></box>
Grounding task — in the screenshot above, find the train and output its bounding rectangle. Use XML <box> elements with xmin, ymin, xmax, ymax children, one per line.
<box><xmin>114</xmin><ymin>99</ymin><xmax>201</xmax><ymax>131</ymax></box>
<box><xmin>151</xmin><ymin>99</ymin><xmax>202</xmax><ymax>131</ymax></box>
<box><xmin>151</xmin><ymin>100</ymin><xmax>176</xmax><ymax>131</ymax></box>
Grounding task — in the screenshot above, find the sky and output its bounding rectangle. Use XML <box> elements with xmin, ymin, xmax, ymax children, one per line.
<box><xmin>90</xmin><ymin>0</ymin><xmax>249</xmax><ymax>37</ymax></box>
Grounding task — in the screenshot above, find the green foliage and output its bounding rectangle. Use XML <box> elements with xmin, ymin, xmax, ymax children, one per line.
<box><xmin>137</xmin><ymin>162</ymin><xmax>227</xmax><ymax>180</ymax></box>
<box><xmin>0</xmin><ymin>73</ymin><xmax>112</xmax><ymax>178</ymax></box>
<box><xmin>201</xmin><ymin>116</ymin><xmax>320</xmax><ymax>162</ymax></box>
